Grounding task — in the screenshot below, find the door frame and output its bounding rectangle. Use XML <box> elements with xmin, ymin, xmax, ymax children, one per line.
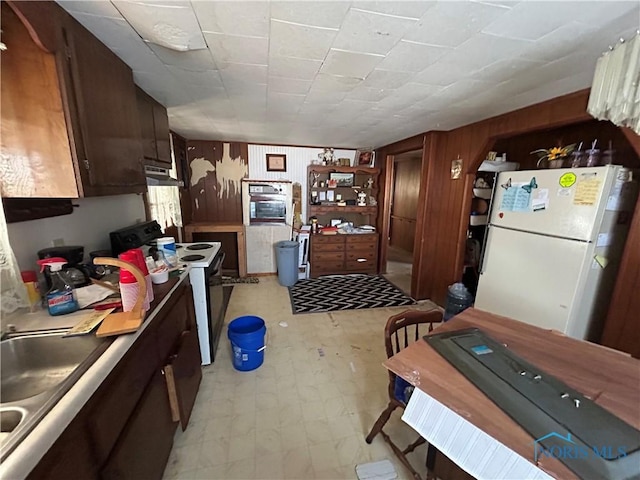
<box><xmin>379</xmin><ymin>142</ymin><xmax>427</xmax><ymax>299</ymax></box>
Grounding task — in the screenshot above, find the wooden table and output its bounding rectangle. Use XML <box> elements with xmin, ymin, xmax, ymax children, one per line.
<box><xmin>385</xmin><ymin>308</ymin><xmax>640</xmax><ymax>479</ymax></box>
<box><xmin>184</xmin><ymin>222</ymin><xmax>247</xmax><ymax>277</ymax></box>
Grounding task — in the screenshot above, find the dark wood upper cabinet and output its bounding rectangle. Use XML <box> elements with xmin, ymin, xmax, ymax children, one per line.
<box><xmin>1</xmin><ymin>1</ymin><xmax>147</xmax><ymax>198</ymax></box>
<box><xmin>136</xmin><ymin>87</ymin><xmax>172</xmax><ymax>168</ymax></box>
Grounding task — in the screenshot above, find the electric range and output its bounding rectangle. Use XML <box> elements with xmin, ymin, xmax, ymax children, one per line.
<box><xmin>175</xmin><ymin>242</ymin><xmax>225</xmax><ymax>365</ymax></box>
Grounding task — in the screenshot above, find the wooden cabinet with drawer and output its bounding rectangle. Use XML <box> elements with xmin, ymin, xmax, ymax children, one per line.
<box><xmin>310</xmin><ymin>234</ymin><xmax>378</xmax><ymax>277</ymax></box>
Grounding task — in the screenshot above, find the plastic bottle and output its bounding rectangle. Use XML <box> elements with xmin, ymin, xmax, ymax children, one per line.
<box><xmin>118</xmin><ymin>251</ymin><xmax>149</xmax><ymax>312</ymax></box>
<box><xmin>36</xmin><ymin>258</ymin><xmax>79</xmax><ymax>316</ymax></box>
<box><xmin>444</xmin><ymin>282</ymin><xmax>473</xmax><ymax>321</ymax></box>
<box><xmin>156</xmin><ymin>237</ymin><xmax>177</xmax><ymax>267</ymax></box>
<box><xmin>21</xmin><ymin>270</ymin><xmax>40</xmax><ymax>311</ymax></box>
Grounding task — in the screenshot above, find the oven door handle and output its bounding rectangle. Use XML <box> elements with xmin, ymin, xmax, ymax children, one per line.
<box><xmin>211</xmin><ymin>252</ymin><xmax>226</xmax><ymax>276</ymax></box>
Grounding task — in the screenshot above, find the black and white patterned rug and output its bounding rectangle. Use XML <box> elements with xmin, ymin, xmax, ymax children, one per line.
<box><xmin>289</xmin><ymin>274</ymin><xmax>416</xmax><ymax>314</ymax></box>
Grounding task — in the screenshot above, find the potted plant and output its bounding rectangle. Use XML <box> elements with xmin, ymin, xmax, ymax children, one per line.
<box><xmin>531</xmin><ymin>144</ymin><xmax>576</xmax><ymax>169</ymax></box>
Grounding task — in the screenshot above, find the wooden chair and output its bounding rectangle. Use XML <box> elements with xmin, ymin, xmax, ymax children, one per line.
<box><xmin>365</xmin><ymin>309</ymin><xmax>443</xmax><ymax>480</ymax></box>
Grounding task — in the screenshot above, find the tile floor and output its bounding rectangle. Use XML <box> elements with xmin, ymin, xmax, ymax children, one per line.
<box><xmin>163</xmin><ymin>276</ymin><xmax>440</xmax><ymax>480</ymax></box>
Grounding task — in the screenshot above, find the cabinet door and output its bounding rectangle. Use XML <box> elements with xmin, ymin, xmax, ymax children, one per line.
<box><xmin>136</xmin><ymin>87</ymin><xmax>158</xmax><ymax>162</ymax></box>
<box><xmin>61</xmin><ymin>14</ymin><xmax>146</xmax><ymax>196</ymax></box>
<box><xmin>164</xmin><ymin>329</ymin><xmax>202</xmax><ymax>430</ymax></box>
<box><xmin>0</xmin><ymin>2</ymin><xmax>79</xmax><ymax>198</ymax></box>
<box><xmin>152</xmin><ymin>101</ymin><xmax>172</xmax><ymax>166</ymax></box>
<box><xmin>101</xmin><ymin>370</ymin><xmax>177</xmax><ymax>480</ymax></box>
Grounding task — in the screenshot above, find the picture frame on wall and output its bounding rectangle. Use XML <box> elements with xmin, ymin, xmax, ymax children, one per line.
<box><xmin>266</xmin><ymin>154</ymin><xmax>287</xmax><ymax>172</ymax></box>
<box><xmin>355</xmin><ymin>149</ymin><xmax>375</xmax><ymax>167</ymax></box>
<box><xmin>329</xmin><ymin>172</ymin><xmax>355</xmax><ymax>187</ymax></box>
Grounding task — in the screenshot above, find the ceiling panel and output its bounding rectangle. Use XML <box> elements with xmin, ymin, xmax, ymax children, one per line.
<box><xmin>361</xmin><ymin>69</ymin><xmax>415</xmax><ymax>89</ymax></box>
<box><xmin>320</xmin><ymin>49</ymin><xmax>385</xmax><ymax>79</ymax></box>
<box><xmin>192</xmin><ymin>1</ymin><xmax>270</xmax><ymax>37</ymax></box>
<box><xmin>404</xmin><ymin>1</ymin><xmax>510</xmax><ymax>48</ymax></box>
<box><xmin>268</xmin><ymin>55</ymin><xmax>323</xmax><ymax>80</ymax></box>
<box><xmin>332</xmin><ymin>8</ymin><xmax>419</xmax><ymax>55</ymax></box>
<box><xmin>377</xmin><ymin>40</ymin><xmax>450</xmax><ymax>72</ymax></box>
<box><xmin>270</xmin><ymin>1</ymin><xmax>351</xmax><ymax>28</ymax></box>
<box><xmin>203</xmin><ymin>33</ymin><xmax>268</xmax><ymax>67</ymax></box>
<box><xmin>270</xmin><ymin>19</ymin><xmax>338</xmax><ymax>60</ymax></box>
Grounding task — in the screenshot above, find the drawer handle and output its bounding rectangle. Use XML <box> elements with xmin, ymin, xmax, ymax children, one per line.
<box><xmin>357</xmin><ymin>258</ymin><xmax>367</xmax><ymax>262</ymax></box>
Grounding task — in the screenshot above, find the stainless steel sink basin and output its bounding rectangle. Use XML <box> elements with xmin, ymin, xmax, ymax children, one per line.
<box><xmin>0</xmin><ymin>330</ymin><xmax>109</xmax><ymax>460</ymax></box>
<box><xmin>1</xmin><ymin>332</ymin><xmax>103</xmax><ymax>403</ymax></box>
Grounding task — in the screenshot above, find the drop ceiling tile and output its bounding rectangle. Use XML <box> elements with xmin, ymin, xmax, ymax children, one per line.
<box><xmin>112</xmin><ymin>1</ymin><xmax>206</xmax><ymax>51</ymax></box>
<box><xmin>361</xmin><ymin>69</ymin><xmax>415</xmax><ymax>89</ymax></box>
<box><xmin>332</xmin><ymin>9</ymin><xmax>419</xmax><ymax>55</ymax></box>
<box><xmin>481</xmin><ymin>1</ymin><xmax>611</xmax><ymax>41</ymax></box>
<box><xmin>203</xmin><ymin>32</ymin><xmax>268</xmax><ymax>67</ymax></box>
<box><xmin>346</xmin><ymin>86</ymin><xmax>391</xmax><ymax>102</ymax></box>
<box><xmin>573</xmin><ymin>1</ymin><xmax>640</xmax><ymax>25</ymax></box>
<box><xmin>404</xmin><ymin>1</ymin><xmax>509</xmax><ymax>48</ymax></box>
<box><xmin>310</xmin><ymin>73</ymin><xmax>362</xmax><ymax>93</ymax></box>
<box><xmin>270</xmin><ymin>1</ymin><xmax>351</xmax><ymax>28</ymax></box>
<box><xmin>268</xmin><ymin>55</ymin><xmax>323</xmax><ymax>80</ymax></box>
<box><xmin>320</xmin><ymin>49</ymin><xmax>385</xmax><ymax>79</ymax></box>
<box><xmin>69</xmin><ymin>13</ymin><xmax>139</xmax><ymax>50</ymax></box>
<box><xmin>473</xmin><ymin>57</ymin><xmax>545</xmax><ymax>83</ymax></box>
<box><xmin>519</xmin><ymin>22</ymin><xmax>599</xmax><ymax>62</ymax></box>
<box><xmin>377</xmin><ymin>41</ymin><xmax>450</xmax><ymax>72</ymax></box>
<box><xmin>166</xmin><ymin>66</ymin><xmax>223</xmax><ymax>88</ymax></box>
<box><xmin>270</xmin><ymin>20</ymin><xmax>338</xmax><ymax>60</ymax></box>
<box><xmin>443</xmin><ymin>33</ymin><xmax>532</xmax><ymax>69</ymax></box>
<box><xmin>355</xmin><ymin>1</ymin><xmax>436</xmax><ymax>19</ymax></box>
<box><xmin>192</xmin><ymin>1</ymin><xmax>269</xmax><ymax>37</ymax></box>
<box><xmin>304</xmin><ymin>89</ymin><xmax>347</xmax><ymax>105</ymax></box>
<box><xmin>268</xmin><ymin>77</ymin><xmax>313</xmax><ymax>95</ymax></box>
<box><xmin>147</xmin><ymin>43</ymin><xmax>217</xmax><ymax>70</ymax></box>
<box><xmin>58</xmin><ymin>1</ymin><xmax>123</xmax><ymax>18</ymax></box>
<box><xmin>219</xmin><ymin>64</ymin><xmax>268</xmax><ymax>86</ymax></box>
<box><xmin>412</xmin><ymin>61</ymin><xmax>477</xmax><ymax>86</ymax></box>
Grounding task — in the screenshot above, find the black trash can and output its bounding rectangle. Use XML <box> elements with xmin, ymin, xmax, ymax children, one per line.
<box><xmin>275</xmin><ymin>240</ymin><xmax>299</xmax><ymax>287</ymax></box>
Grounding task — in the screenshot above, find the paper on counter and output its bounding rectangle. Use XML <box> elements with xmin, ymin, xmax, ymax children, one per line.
<box><xmin>75</xmin><ymin>284</ymin><xmax>118</xmax><ymax>309</ymax></box>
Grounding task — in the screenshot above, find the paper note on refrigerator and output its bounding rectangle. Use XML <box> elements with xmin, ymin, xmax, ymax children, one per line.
<box><xmin>574</xmin><ymin>178</ymin><xmax>601</xmax><ymax>206</ymax></box>
<box><xmin>500</xmin><ymin>183</ymin><xmax>531</xmax><ymax>212</ymax></box>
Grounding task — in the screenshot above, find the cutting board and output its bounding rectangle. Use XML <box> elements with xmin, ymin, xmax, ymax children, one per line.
<box><xmin>64</xmin><ymin>309</ymin><xmax>114</xmax><ymax>337</ymax></box>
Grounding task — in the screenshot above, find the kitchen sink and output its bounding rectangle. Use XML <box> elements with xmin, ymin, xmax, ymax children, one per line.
<box><xmin>1</xmin><ymin>332</ymin><xmax>104</xmax><ymax>403</ymax></box>
<box><xmin>0</xmin><ymin>330</ymin><xmax>110</xmax><ymax>460</ymax></box>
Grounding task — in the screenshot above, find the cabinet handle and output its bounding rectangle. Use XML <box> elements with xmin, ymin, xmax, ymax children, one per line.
<box><xmin>357</xmin><ymin>258</ymin><xmax>367</xmax><ymax>262</ymax></box>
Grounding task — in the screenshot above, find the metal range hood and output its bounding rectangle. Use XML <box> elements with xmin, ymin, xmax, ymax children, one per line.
<box><xmin>145</xmin><ymin>165</ymin><xmax>183</xmax><ymax>187</ymax></box>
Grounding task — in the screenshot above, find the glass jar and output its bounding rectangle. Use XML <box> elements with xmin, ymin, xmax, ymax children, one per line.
<box><xmin>570</xmin><ymin>151</ymin><xmax>585</xmax><ymax>168</ymax></box>
<box><xmin>602</xmin><ymin>149</ymin><xmax>615</xmax><ymax>165</ymax></box>
<box><xmin>585</xmin><ymin>149</ymin><xmax>600</xmax><ymax>167</ymax></box>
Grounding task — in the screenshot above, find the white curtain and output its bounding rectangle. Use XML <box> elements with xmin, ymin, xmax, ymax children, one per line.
<box><xmin>147</xmin><ymin>185</ymin><xmax>182</xmax><ymax>231</ymax></box>
<box><xmin>0</xmin><ymin>197</ymin><xmax>28</xmax><ymax>317</ymax></box>
<box><xmin>588</xmin><ymin>32</ymin><xmax>640</xmax><ymax>134</ymax></box>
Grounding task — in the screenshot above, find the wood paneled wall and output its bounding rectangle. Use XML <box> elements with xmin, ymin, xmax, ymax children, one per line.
<box><xmin>184</xmin><ymin>141</ymin><xmax>248</xmax><ymax>223</ymax></box>
<box><xmin>600</xmin><ymin>191</ymin><xmax>640</xmax><ymax>358</ymax></box>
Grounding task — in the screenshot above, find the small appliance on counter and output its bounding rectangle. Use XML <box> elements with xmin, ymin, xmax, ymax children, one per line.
<box><xmin>37</xmin><ymin>246</ymin><xmax>90</xmax><ymax>289</ymax></box>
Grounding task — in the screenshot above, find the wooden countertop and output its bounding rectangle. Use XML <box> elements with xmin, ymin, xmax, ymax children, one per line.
<box><xmin>384</xmin><ymin>308</ymin><xmax>640</xmax><ymax>479</ymax></box>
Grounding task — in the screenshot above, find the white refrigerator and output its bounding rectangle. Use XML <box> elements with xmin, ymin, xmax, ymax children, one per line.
<box><xmin>475</xmin><ymin>165</ymin><xmax>637</xmax><ymax>341</ymax></box>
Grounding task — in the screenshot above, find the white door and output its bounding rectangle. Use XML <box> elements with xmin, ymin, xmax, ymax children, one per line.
<box><xmin>475</xmin><ymin>226</ymin><xmax>590</xmax><ymax>335</ymax></box>
<box><xmin>490</xmin><ymin>166</ymin><xmax>615</xmax><ymax>241</ymax></box>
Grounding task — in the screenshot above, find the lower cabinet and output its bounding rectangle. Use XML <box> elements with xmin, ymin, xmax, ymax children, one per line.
<box><xmin>101</xmin><ymin>370</ymin><xmax>176</xmax><ymax>480</ymax></box>
<box><xmin>310</xmin><ymin>233</ymin><xmax>379</xmax><ymax>277</ymax></box>
<box><xmin>27</xmin><ymin>280</ymin><xmax>202</xmax><ymax>480</ymax></box>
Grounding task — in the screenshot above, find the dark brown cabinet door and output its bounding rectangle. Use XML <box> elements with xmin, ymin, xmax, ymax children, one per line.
<box><xmin>153</xmin><ymin>101</ymin><xmax>172</xmax><ymax>166</ymax></box>
<box><xmin>101</xmin><ymin>370</ymin><xmax>177</xmax><ymax>480</ymax></box>
<box><xmin>62</xmin><ymin>14</ymin><xmax>146</xmax><ymax>196</ymax></box>
<box><xmin>136</xmin><ymin>87</ymin><xmax>157</xmax><ymax>163</ymax></box>
<box><xmin>165</xmin><ymin>329</ymin><xmax>202</xmax><ymax>430</ymax></box>
<box><xmin>136</xmin><ymin>86</ymin><xmax>172</xmax><ymax>167</ymax></box>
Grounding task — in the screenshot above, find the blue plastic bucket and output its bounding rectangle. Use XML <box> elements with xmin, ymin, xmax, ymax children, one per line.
<box><xmin>227</xmin><ymin>315</ymin><xmax>267</xmax><ymax>371</ymax></box>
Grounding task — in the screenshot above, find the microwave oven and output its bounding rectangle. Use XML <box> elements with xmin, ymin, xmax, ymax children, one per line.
<box><xmin>248</xmin><ymin>193</ymin><xmax>287</xmax><ymax>224</ymax></box>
